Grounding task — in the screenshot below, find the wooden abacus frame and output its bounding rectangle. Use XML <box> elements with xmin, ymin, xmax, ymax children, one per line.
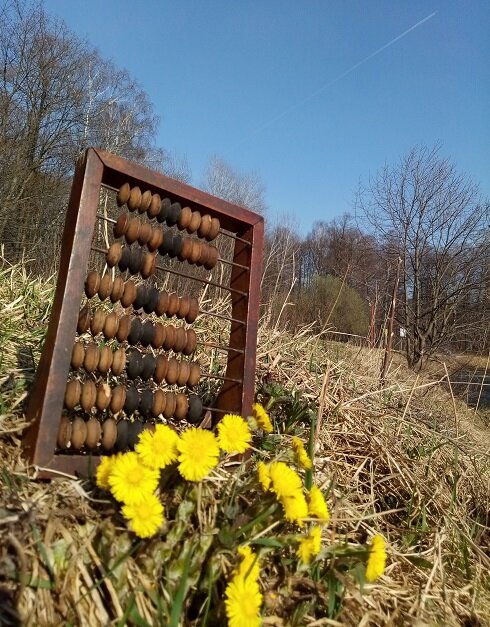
<box><xmin>23</xmin><ymin>148</ymin><xmax>264</xmax><ymax>478</ymax></box>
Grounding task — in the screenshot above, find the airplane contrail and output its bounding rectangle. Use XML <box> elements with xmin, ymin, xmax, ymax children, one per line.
<box><xmin>236</xmin><ymin>12</ymin><xmax>437</xmax><ymax>145</ymax></box>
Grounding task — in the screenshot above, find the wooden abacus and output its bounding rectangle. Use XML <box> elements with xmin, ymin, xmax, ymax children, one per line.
<box><xmin>23</xmin><ymin>148</ymin><xmax>264</xmax><ymax>478</ymax></box>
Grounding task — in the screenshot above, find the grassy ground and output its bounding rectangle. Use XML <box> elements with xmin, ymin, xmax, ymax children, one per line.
<box><xmin>1</xmin><ymin>257</ymin><xmax>489</xmax><ymax>626</ymax></box>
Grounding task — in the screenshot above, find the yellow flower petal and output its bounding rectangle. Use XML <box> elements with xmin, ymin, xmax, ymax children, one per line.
<box><xmin>108</xmin><ymin>452</ymin><xmax>160</xmax><ymax>504</ymax></box>
<box><xmin>257</xmin><ymin>461</ymin><xmax>271</xmax><ymax>491</ymax></box>
<box><xmin>252</xmin><ymin>403</ymin><xmax>273</xmax><ymax>433</ymax></box>
<box><xmin>135</xmin><ymin>424</ymin><xmax>179</xmax><ymax>469</ymax></box>
<box><xmin>217</xmin><ymin>414</ymin><xmax>252</xmax><ymax>454</ymax></box>
<box><xmin>122</xmin><ymin>493</ymin><xmax>164</xmax><ymax>538</ymax></box>
<box><xmin>365</xmin><ymin>535</ymin><xmax>387</xmax><ymax>582</ymax></box>
<box><xmin>308</xmin><ymin>485</ymin><xmax>330</xmax><ymax>523</ymax></box>
<box><xmin>292</xmin><ymin>436</ymin><xmax>312</xmax><ymax>469</ymax></box>
<box><xmin>177</xmin><ymin>427</ymin><xmax>220</xmax><ymax>481</ymax></box>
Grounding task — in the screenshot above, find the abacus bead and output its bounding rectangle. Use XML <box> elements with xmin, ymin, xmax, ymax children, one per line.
<box><xmin>173</xmin><ymin>327</ymin><xmax>187</xmax><ymax>353</ymax></box>
<box><xmin>166</xmin><ymin>202</ymin><xmax>181</xmax><ymax>226</ymax></box>
<box><xmin>115</xmin><ymin>420</ymin><xmax>129</xmax><ymax>451</ymax></box>
<box><xmin>127</xmin><ymin>350</ymin><xmax>144</xmax><ymax>380</ymax></box>
<box><xmin>106</xmin><ymin>242</ymin><xmax>122</xmax><ymax>268</ymax></box>
<box><xmin>116</xmin><ymin>314</ymin><xmax>131</xmax><ymax>342</ymax></box>
<box><xmin>128</xmin><ymin>247</ymin><xmax>143</xmax><ymax>274</ymax></box>
<box><xmin>187</xmin><ymin>211</ymin><xmax>201</xmax><ymax>233</ymax></box>
<box><xmin>198</xmin><ymin>214</ymin><xmax>212</xmax><ymax>239</ymax></box>
<box><xmin>176</xmin><ymin>361</ymin><xmax>190</xmax><ymax>386</ymax></box>
<box><xmin>144</xmin><ymin>287</ymin><xmax>160</xmax><ymax>314</ymax></box>
<box><xmin>77</xmin><ymin>305</ymin><xmax>91</xmax><ymax>333</ymax></box>
<box><xmin>124</xmin><ymin>387</ymin><xmax>139</xmax><ymax>415</ymax></box>
<box><xmin>140</xmin><ymin>322</ymin><xmax>155</xmax><ymax>347</ymax></box>
<box><xmin>114</xmin><ymin>213</ymin><xmax>129</xmax><ymax>238</ymax></box>
<box><xmin>139</xmin><ymin>190</ymin><xmax>152</xmax><ymax>214</ymax></box>
<box><xmin>157</xmin><ymin>197</ymin><xmax>171</xmax><ymax>223</ymax></box>
<box><xmin>139</xmin><ymin>389</ymin><xmax>153</xmax><ymax>417</ymax></box>
<box><xmin>83</xmin><ymin>344</ymin><xmax>99</xmax><ymax>373</ymax></box>
<box><xmin>178</xmin><ymin>238</ymin><xmax>193</xmax><ymax>262</ymax></box>
<box><xmin>147</xmin><ymin>227</ymin><xmax>163</xmax><ymax>252</ymax></box>
<box><xmin>91</xmin><ymin>309</ymin><xmax>106</xmax><ymax>335</ymax></box>
<box><xmin>111</xmin><ymin>347</ymin><xmax>127</xmax><ymax>376</ymax></box>
<box><xmin>80</xmin><ymin>380</ymin><xmax>97</xmax><ymax>412</ymax></box>
<box><xmin>178</xmin><ymin>206</ymin><xmax>192</xmax><ymax>230</ymax></box>
<box><xmin>185</xmin><ymin>299</ymin><xmax>199</xmax><ymax>324</ymax></box>
<box><xmin>152</xmin><ymin>322</ymin><xmax>165</xmax><ymax>348</ymax></box>
<box><xmin>120</xmin><ymin>280</ymin><xmax>137</xmax><ymax>307</ymax></box>
<box><xmin>204</xmin><ymin>246</ymin><xmax>219</xmax><ymax>270</ymax></box>
<box><xmin>155</xmin><ymin>291</ymin><xmax>169</xmax><ymax>316</ymax></box>
<box><xmin>128</xmin><ymin>186</ymin><xmax>142</xmax><ymax>211</ymax></box>
<box><xmin>65</xmin><ymin>379</ymin><xmax>81</xmax><ymax>409</ymax></box>
<box><xmin>188</xmin><ymin>362</ymin><xmax>201</xmax><ymax>387</ymax></box>
<box><xmin>141</xmin><ymin>354</ymin><xmax>156</xmax><ymax>380</ymax></box>
<box><xmin>101</xmin><ymin>418</ymin><xmax>117</xmax><ymax>450</ymax></box>
<box><xmin>153</xmin><ymin>355</ymin><xmax>168</xmax><ymax>384</ymax></box>
<box><xmin>110</xmin><ymin>385</ymin><xmax>126</xmax><ymax>413</ymax></box>
<box><xmin>177</xmin><ymin>296</ymin><xmax>190</xmax><ymax>320</ymax></box>
<box><xmin>159</xmin><ymin>230</ymin><xmax>173</xmax><ymax>256</ymax></box>
<box><xmin>189</xmin><ymin>240</ymin><xmax>202</xmax><ymax>265</ymax></box>
<box><xmin>57</xmin><ymin>415</ymin><xmax>71</xmax><ymax>449</ymax></box>
<box><xmin>187</xmin><ymin>395</ymin><xmax>203</xmax><ymax>424</ymax></box>
<box><xmin>103</xmin><ymin>312</ymin><xmax>119</xmax><ymax>339</ymax></box>
<box><xmin>85</xmin><ymin>271</ymin><xmax>100</xmax><ymax>298</ymax></box>
<box><xmin>166</xmin><ymin>358</ymin><xmax>179</xmax><ymax>385</ymax></box>
<box><xmin>138</xmin><ymin>222</ymin><xmax>152</xmax><ymax>246</ymax></box>
<box><xmin>162</xmin><ymin>325</ymin><xmax>176</xmax><ymax>350</ymax></box>
<box><xmin>85</xmin><ymin>418</ymin><xmax>101</xmax><ymax>449</ymax></box>
<box><xmin>71</xmin><ymin>343</ymin><xmax>85</xmax><ymax>370</ymax></box>
<box><xmin>128</xmin><ymin>420</ymin><xmax>145</xmax><ymax>448</ymax></box>
<box><xmin>174</xmin><ymin>393</ymin><xmax>189</xmax><ymax>421</ymax></box>
<box><xmin>207</xmin><ymin>217</ymin><xmax>221</xmax><ymax>241</ymax></box>
<box><xmin>183</xmin><ymin>329</ymin><xmax>197</xmax><ymax>355</ymax></box>
<box><xmin>140</xmin><ymin>252</ymin><xmax>156</xmax><ymax>279</ymax></box>
<box><xmin>163</xmin><ymin>392</ymin><xmax>176</xmax><ymax>418</ymax></box>
<box><xmin>98</xmin><ymin>274</ymin><xmax>113</xmax><ymax>300</ymax></box>
<box><xmin>152</xmin><ymin>389</ymin><xmax>166</xmax><ymax>417</ymax></box>
<box><xmin>133</xmin><ymin>285</ymin><xmax>148</xmax><ymax>310</ymax></box>
<box><xmin>125</xmin><ymin>217</ymin><xmax>141</xmax><ymax>244</ymax></box>
<box><xmin>118</xmin><ymin>246</ymin><xmax>131</xmax><ymax>272</ymax></box>
<box><xmin>117</xmin><ymin>183</ymin><xmax>131</xmax><ymax>207</ymax></box>
<box><xmin>197</xmin><ymin>244</ymin><xmax>210</xmax><ymax>267</ymax></box>
<box><xmin>110</xmin><ymin>276</ymin><xmax>125</xmax><ymax>303</ymax></box>
<box><xmin>170</xmin><ymin>234</ymin><xmax>183</xmax><ymax>259</ymax></box>
<box><xmin>96</xmin><ymin>383</ymin><xmax>112</xmax><ymax>410</ymax></box>
<box><xmin>167</xmin><ymin>293</ymin><xmax>180</xmax><ymax>317</ymax></box>
<box><xmin>71</xmin><ymin>417</ymin><xmax>87</xmax><ymax>449</ymax></box>
<box><xmin>148</xmin><ymin>193</ymin><xmax>161</xmax><ymax>219</ymax></box>
<box><xmin>128</xmin><ymin>318</ymin><xmax>143</xmax><ymax>345</ymax></box>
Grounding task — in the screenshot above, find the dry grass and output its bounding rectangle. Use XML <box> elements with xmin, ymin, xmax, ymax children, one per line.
<box><xmin>1</xmin><ymin>257</ymin><xmax>489</xmax><ymax>626</ymax></box>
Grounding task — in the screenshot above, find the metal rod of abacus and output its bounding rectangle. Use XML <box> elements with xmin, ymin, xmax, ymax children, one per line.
<box><xmin>155</xmin><ymin>263</ymin><xmax>248</xmax><ymax>297</ymax></box>
<box><xmin>198</xmin><ymin>310</ymin><xmax>246</xmax><ymax>325</ymax></box>
<box><xmin>97</xmin><ymin>213</ymin><xmax>116</xmax><ymax>224</ymax></box>
<box><xmin>218</xmin><ymin>257</ymin><xmax>249</xmax><ymax>270</ymax></box>
<box><xmin>201</xmin><ymin>372</ymin><xmax>242</xmax><ymax>384</ymax></box>
<box><xmin>197</xmin><ymin>341</ymin><xmax>244</xmax><ymax>354</ymax></box>
<box><xmin>203</xmin><ymin>406</ymin><xmax>240</xmax><ymax>414</ymax></box>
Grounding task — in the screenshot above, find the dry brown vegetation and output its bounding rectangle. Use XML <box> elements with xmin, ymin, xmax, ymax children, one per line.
<box><xmin>1</xmin><ymin>258</ymin><xmax>490</xmax><ymax>626</ymax></box>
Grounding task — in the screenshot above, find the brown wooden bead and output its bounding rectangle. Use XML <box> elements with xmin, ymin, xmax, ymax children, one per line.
<box><xmin>155</xmin><ymin>291</ymin><xmax>169</xmax><ymax>316</ymax></box>
<box><xmin>98</xmin><ymin>345</ymin><xmax>113</xmax><ymax>375</ymax></box>
<box><xmin>187</xmin><ymin>210</ymin><xmax>201</xmax><ymax>233</ymax></box>
<box><xmin>177</xmin><ymin>296</ymin><xmax>190</xmax><ymax>320</ymax></box>
<box><xmin>153</xmin><ymin>354</ymin><xmax>168</xmax><ymax>384</ymax></box>
<box><xmin>71</xmin><ymin>342</ymin><xmax>85</xmax><ymax>370</ymax></box>
<box><xmin>185</xmin><ymin>300</ymin><xmax>199</xmax><ymax>324</ymax></box>
<box><xmin>148</xmin><ymin>193</ymin><xmax>161</xmax><ymax>219</ymax></box>
<box><xmin>207</xmin><ymin>217</ymin><xmax>221</xmax><ymax>241</ymax></box>
<box><xmin>83</xmin><ymin>344</ymin><xmax>99</xmax><ymax>373</ymax></box>
<box><xmin>111</xmin><ymin>347</ymin><xmax>127</xmax><ymax>376</ymax></box>
<box><xmin>120</xmin><ymin>280</ymin><xmax>137</xmax><ymax>307</ymax></box>
<box><xmin>85</xmin><ymin>418</ymin><xmax>101</xmax><ymax>449</ymax></box>
<box><xmin>125</xmin><ymin>217</ymin><xmax>141</xmax><ymax>244</ymax></box>
<box><xmin>177</xmin><ymin>237</ymin><xmax>193</xmax><ymax>262</ymax></box>
<box><xmin>151</xmin><ymin>322</ymin><xmax>165</xmax><ymax>348</ymax></box>
<box><xmin>178</xmin><ymin>206</ymin><xmax>193</xmax><ymax>230</ymax></box>
<box><xmin>151</xmin><ymin>389</ymin><xmax>166</xmax><ymax>417</ymax></box>
<box><xmin>138</xmin><ymin>222</ymin><xmax>152</xmax><ymax>246</ymax></box>
<box><xmin>91</xmin><ymin>309</ymin><xmax>105</xmax><ymax>335</ymax></box>
<box><xmin>166</xmin><ymin>293</ymin><xmax>180</xmax><ymax>317</ymax></box>
<box><xmin>71</xmin><ymin>417</ymin><xmax>87</xmax><ymax>449</ymax></box>
<box><xmin>85</xmin><ymin>271</ymin><xmax>100</xmax><ymax>298</ymax></box>
<box><xmin>110</xmin><ymin>385</ymin><xmax>126</xmax><ymax>413</ymax></box>
<box><xmin>128</xmin><ymin>186</ymin><xmax>142</xmax><ymax>211</ymax></box>
<box><xmin>174</xmin><ymin>393</ymin><xmax>189</xmax><ymax>421</ymax></box>
<box><xmin>198</xmin><ymin>214</ymin><xmax>212</xmax><ymax>239</ymax></box>
<box><xmin>183</xmin><ymin>328</ymin><xmax>197</xmax><ymax>355</ymax></box>
<box><xmin>189</xmin><ymin>240</ymin><xmax>202</xmax><ymax>265</ymax></box>
<box><xmin>140</xmin><ymin>251</ymin><xmax>156</xmax><ymax>279</ymax></box>
<box><xmin>80</xmin><ymin>380</ymin><xmax>97</xmax><ymax>412</ymax></box>
<box><xmin>96</xmin><ymin>383</ymin><xmax>112</xmax><ymax>411</ymax></box>
<box><xmin>77</xmin><ymin>305</ymin><xmax>91</xmax><ymax>333</ymax></box>
<box><xmin>117</xmin><ymin>183</ymin><xmax>131</xmax><ymax>207</ymax></box>
<box><xmin>204</xmin><ymin>246</ymin><xmax>219</xmax><ymax>270</ymax></box>
<box><xmin>147</xmin><ymin>227</ymin><xmax>163</xmax><ymax>252</ymax></box>
<box><xmin>114</xmin><ymin>213</ymin><xmax>129</xmax><ymax>238</ymax></box>
<box><xmin>176</xmin><ymin>361</ymin><xmax>190</xmax><ymax>386</ymax></box>
<box><xmin>65</xmin><ymin>379</ymin><xmax>81</xmax><ymax>410</ymax></box>
<box><xmin>116</xmin><ymin>314</ymin><xmax>131</xmax><ymax>342</ymax></box>
<box><xmin>103</xmin><ymin>311</ymin><xmax>119</xmax><ymax>339</ymax></box>
<box><xmin>188</xmin><ymin>362</ymin><xmax>201</xmax><ymax>387</ymax></box>
<box><xmin>98</xmin><ymin>274</ymin><xmax>113</xmax><ymax>300</ymax></box>
<box><xmin>110</xmin><ymin>276</ymin><xmax>125</xmax><ymax>303</ymax></box>
<box><xmin>166</xmin><ymin>358</ymin><xmax>179</xmax><ymax>385</ymax></box>
<box><xmin>162</xmin><ymin>325</ymin><xmax>176</xmax><ymax>350</ymax></box>
<box><xmin>101</xmin><ymin>418</ymin><xmax>118</xmax><ymax>450</ymax></box>
<box><xmin>163</xmin><ymin>392</ymin><xmax>176</xmax><ymax>419</ymax></box>
<box><xmin>197</xmin><ymin>244</ymin><xmax>210</xmax><ymax>267</ymax></box>
<box><xmin>57</xmin><ymin>415</ymin><xmax>72</xmax><ymax>449</ymax></box>
<box><xmin>139</xmin><ymin>190</ymin><xmax>152</xmax><ymax>214</ymax></box>
<box><xmin>173</xmin><ymin>327</ymin><xmax>187</xmax><ymax>353</ymax></box>
<box><xmin>106</xmin><ymin>242</ymin><xmax>122</xmax><ymax>268</ymax></box>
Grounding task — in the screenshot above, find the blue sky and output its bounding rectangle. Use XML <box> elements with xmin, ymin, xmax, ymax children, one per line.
<box><xmin>44</xmin><ymin>1</ymin><xmax>489</xmax><ymax>233</ymax></box>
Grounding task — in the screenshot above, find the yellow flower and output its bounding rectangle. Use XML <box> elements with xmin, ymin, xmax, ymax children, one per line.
<box><xmin>257</xmin><ymin>461</ymin><xmax>271</xmax><ymax>491</ymax></box>
<box><xmin>177</xmin><ymin>427</ymin><xmax>220</xmax><ymax>481</ymax></box>
<box><xmin>281</xmin><ymin>490</ymin><xmax>309</xmax><ymax>526</ymax></box>
<box><xmin>292</xmin><ymin>436</ymin><xmax>312</xmax><ymax>469</ymax></box>
<box><xmin>95</xmin><ymin>454</ymin><xmax>117</xmax><ymax>489</ymax></box>
<box><xmin>122</xmin><ymin>493</ymin><xmax>164</xmax><ymax>538</ymax></box>
<box><xmin>108</xmin><ymin>452</ymin><xmax>160</xmax><ymax>505</ymax></box>
<box><xmin>135</xmin><ymin>424</ymin><xmax>179</xmax><ymax>469</ymax></box>
<box><xmin>252</xmin><ymin>403</ymin><xmax>273</xmax><ymax>433</ymax></box>
<box><xmin>225</xmin><ymin>546</ymin><xmax>262</xmax><ymax>627</ymax></box>
<box><xmin>217</xmin><ymin>414</ymin><xmax>252</xmax><ymax>454</ymax></box>
<box><xmin>236</xmin><ymin>545</ymin><xmax>260</xmax><ymax>581</ymax></box>
<box><xmin>269</xmin><ymin>461</ymin><xmax>303</xmax><ymax>498</ymax></box>
<box><xmin>307</xmin><ymin>485</ymin><xmax>330</xmax><ymax>523</ymax></box>
<box><xmin>296</xmin><ymin>525</ymin><xmax>322</xmax><ymax>564</ymax></box>
<box><xmin>365</xmin><ymin>535</ymin><xmax>387</xmax><ymax>582</ymax></box>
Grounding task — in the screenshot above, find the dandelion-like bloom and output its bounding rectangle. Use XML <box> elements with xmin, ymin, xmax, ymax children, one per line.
<box><xmin>108</xmin><ymin>452</ymin><xmax>160</xmax><ymax>505</ymax></box>
<box><xmin>95</xmin><ymin>454</ymin><xmax>117</xmax><ymax>490</ymax></box>
<box><xmin>297</xmin><ymin>525</ymin><xmax>322</xmax><ymax>564</ymax></box>
<box><xmin>252</xmin><ymin>403</ymin><xmax>273</xmax><ymax>433</ymax></box>
<box><xmin>292</xmin><ymin>436</ymin><xmax>312</xmax><ymax>469</ymax></box>
<box><xmin>135</xmin><ymin>424</ymin><xmax>179</xmax><ymax>470</ymax></box>
<box><xmin>177</xmin><ymin>427</ymin><xmax>220</xmax><ymax>481</ymax></box>
<box><xmin>365</xmin><ymin>535</ymin><xmax>387</xmax><ymax>582</ymax></box>
<box><xmin>257</xmin><ymin>461</ymin><xmax>271</xmax><ymax>491</ymax></box>
<box><xmin>217</xmin><ymin>414</ymin><xmax>252</xmax><ymax>454</ymax></box>
<box><xmin>225</xmin><ymin>546</ymin><xmax>262</xmax><ymax>627</ymax></box>
<box><xmin>307</xmin><ymin>485</ymin><xmax>330</xmax><ymax>523</ymax></box>
<box><xmin>282</xmin><ymin>491</ymin><xmax>309</xmax><ymax>526</ymax></box>
<box><xmin>269</xmin><ymin>461</ymin><xmax>303</xmax><ymax>498</ymax></box>
<box><xmin>122</xmin><ymin>493</ymin><xmax>164</xmax><ymax>539</ymax></box>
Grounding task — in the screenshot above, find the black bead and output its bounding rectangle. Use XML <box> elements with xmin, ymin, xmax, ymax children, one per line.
<box><xmin>143</xmin><ymin>286</ymin><xmax>160</xmax><ymax>314</ymax></box>
<box><xmin>133</xmin><ymin>285</ymin><xmax>148</xmax><ymax>310</ymax></box>
<box><xmin>141</xmin><ymin>354</ymin><xmax>156</xmax><ymax>380</ymax></box>
<box><xmin>187</xmin><ymin>394</ymin><xmax>203</xmax><ymax>424</ymax></box>
<box><xmin>127</xmin><ymin>420</ymin><xmax>144</xmax><ymax>449</ymax></box>
<box><xmin>140</xmin><ymin>322</ymin><xmax>155</xmax><ymax>348</ymax></box>
<box><xmin>127</xmin><ymin>317</ymin><xmax>143</xmax><ymax>345</ymax></box>
<box><xmin>124</xmin><ymin>387</ymin><xmax>140</xmax><ymax>415</ymax></box>
<box><xmin>118</xmin><ymin>247</ymin><xmax>131</xmax><ymax>272</ymax></box>
<box><xmin>169</xmin><ymin>234</ymin><xmax>183</xmax><ymax>259</ymax></box>
<box><xmin>166</xmin><ymin>202</ymin><xmax>182</xmax><ymax>227</ymax></box>
<box><xmin>127</xmin><ymin>350</ymin><xmax>144</xmax><ymax>379</ymax></box>
<box><xmin>139</xmin><ymin>388</ymin><xmax>153</xmax><ymax>417</ymax></box>
<box><xmin>115</xmin><ymin>419</ymin><xmax>129</xmax><ymax>451</ymax></box>
<box><xmin>157</xmin><ymin>197</ymin><xmax>172</xmax><ymax>223</ymax></box>
<box><xmin>159</xmin><ymin>231</ymin><xmax>174</xmax><ymax>256</ymax></box>
<box><xmin>128</xmin><ymin>247</ymin><xmax>143</xmax><ymax>274</ymax></box>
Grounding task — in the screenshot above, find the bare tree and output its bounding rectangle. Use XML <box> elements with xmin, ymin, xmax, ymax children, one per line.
<box><xmin>357</xmin><ymin>145</ymin><xmax>490</xmax><ymax>369</ymax></box>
